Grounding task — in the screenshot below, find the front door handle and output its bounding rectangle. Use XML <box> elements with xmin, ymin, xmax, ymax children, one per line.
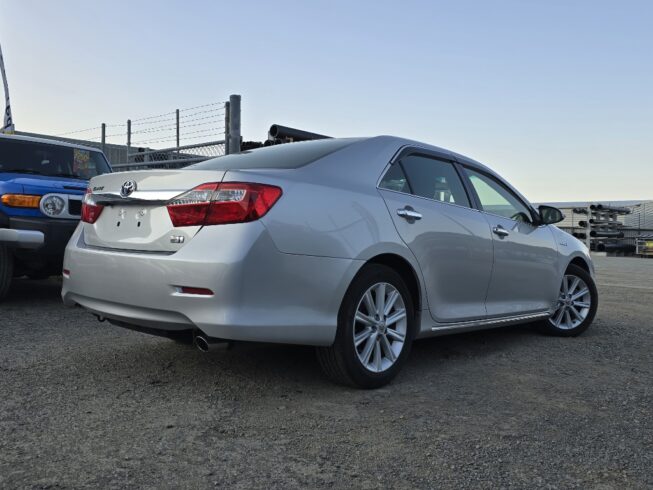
<box><xmin>397</xmin><ymin>207</ymin><xmax>422</xmax><ymax>221</ymax></box>
<box><xmin>492</xmin><ymin>225</ymin><xmax>510</xmax><ymax>237</ymax></box>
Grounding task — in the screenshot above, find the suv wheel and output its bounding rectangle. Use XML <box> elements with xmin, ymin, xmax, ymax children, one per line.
<box><xmin>538</xmin><ymin>263</ymin><xmax>598</xmax><ymax>337</ymax></box>
<box><xmin>316</xmin><ymin>264</ymin><xmax>415</xmax><ymax>388</ymax></box>
<box><xmin>0</xmin><ymin>245</ymin><xmax>13</xmax><ymax>301</ymax></box>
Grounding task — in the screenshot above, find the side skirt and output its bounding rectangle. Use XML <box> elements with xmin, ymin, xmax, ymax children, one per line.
<box><xmin>417</xmin><ymin>311</ymin><xmax>552</xmax><ymax>339</ymax></box>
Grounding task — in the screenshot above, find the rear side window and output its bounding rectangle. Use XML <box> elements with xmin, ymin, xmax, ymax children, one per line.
<box><xmin>379</xmin><ymin>163</ymin><xmax>409</xmax><ymax>193</ymax></box>
<box><xmin>0</xmin><ymin>139</ymin><xmax>111</xmax><ymax>179</ymax></box>
<box><xmin>190</xmin><ymin>138</ymin><xmax>362</xmax><ymax>171</ymax></box>
<box><xmin>383</xmin><ymin>154</ymin><xmax>470</xmax><ymax>207</ymax></box>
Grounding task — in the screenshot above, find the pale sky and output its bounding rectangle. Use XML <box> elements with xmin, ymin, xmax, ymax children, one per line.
<box><xmin>1</xmin><ymin>0</ymin><xmax>651</xmax><ymax>202</ymax></box>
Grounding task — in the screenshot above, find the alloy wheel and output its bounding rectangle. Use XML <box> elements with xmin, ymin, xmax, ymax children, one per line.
<box><xmin>353</xmin><ymin>282</ymin><xmax>407</xmax><ymax>373</ymax></box>
<box><xmin>549</xmin><ymin>274</ymin><xmax>592</xmax><ymax>330</ymax></box>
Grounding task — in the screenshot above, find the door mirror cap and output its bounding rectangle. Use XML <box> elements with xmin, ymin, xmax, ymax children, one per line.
<box><xmin>538</xmin><ymin>205</ymin><xmax>565</xmax><ymax>225</ymax></box>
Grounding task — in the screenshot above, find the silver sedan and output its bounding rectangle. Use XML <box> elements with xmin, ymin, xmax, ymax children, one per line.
<box><xmin>62</xmin><ymin>137</ymin><xmax>598</xmax><ymax>388</ymax></box>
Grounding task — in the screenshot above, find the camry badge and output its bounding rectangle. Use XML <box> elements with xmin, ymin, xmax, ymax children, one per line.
<box><xmin>120</xmin><ymin>180</ymin><xmax>137</xmax><ymax>197</ymax></box>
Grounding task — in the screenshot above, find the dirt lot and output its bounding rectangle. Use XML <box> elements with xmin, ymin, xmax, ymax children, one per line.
<box><xmin>0</xmin><ymin>256</ymin><xmax>651</xmax><ymax>489</ymax></box>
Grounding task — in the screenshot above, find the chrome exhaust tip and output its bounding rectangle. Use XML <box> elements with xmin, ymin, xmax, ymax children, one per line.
<box><xmin>193</xmin><ymin>331</ymin><xmax>228</xmax><ymax>352</ymax></box>
<box><xmin>194</xmin><ymin>334</ymin><xmax>211</xmax><ymax>352</ymax></box>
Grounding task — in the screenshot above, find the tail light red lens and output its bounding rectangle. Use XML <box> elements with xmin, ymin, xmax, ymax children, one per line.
<box><xmin>178</xmin><ymin>286</ymin><xmax>214</xmax><ymax>296</ymax></box>
<box><xmin>81</xmin><ymin>188</ymin><xmax>104</xmax><ymax>224</ymax></box>
<box><xmin>167</xmin><ymin>182</ymin><xmax>282</xmax><ymax>227</ymax></box>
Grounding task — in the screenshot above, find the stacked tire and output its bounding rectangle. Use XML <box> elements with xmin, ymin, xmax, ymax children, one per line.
<box><xmin>0</xmin><ymin>245</ymin><xmax>12</xmax><ymax>300</ymax></box>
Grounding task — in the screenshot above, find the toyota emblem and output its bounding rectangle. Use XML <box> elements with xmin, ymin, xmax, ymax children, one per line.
<box><xmin>120</xmin><ymin>180</ymin><xmax>137</xmax><ymax>197</ymax></box>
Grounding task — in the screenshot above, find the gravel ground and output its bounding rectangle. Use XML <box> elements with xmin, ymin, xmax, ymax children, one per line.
<box><xmin>0</xmin><ymin>256</ymin><xmax>651</xmax><ymax>489</ymax></box>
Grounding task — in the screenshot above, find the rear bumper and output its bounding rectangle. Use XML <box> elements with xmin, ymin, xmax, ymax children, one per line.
<box><xmin>62</xmin><ymin>222</ymin><xmax>362</xmax><ymax>346</ymax></box>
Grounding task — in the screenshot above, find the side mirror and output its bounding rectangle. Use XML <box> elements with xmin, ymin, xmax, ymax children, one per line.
<box><xmin>538</xmin><ymin>205</ymin><xmax>565</xmax><ymax>225</ymax></box>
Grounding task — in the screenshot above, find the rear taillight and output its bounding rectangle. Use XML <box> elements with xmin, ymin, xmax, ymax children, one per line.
<box><xmin>81</xmin><ymin>188</ymin><xmax>104</xmax><ymax>224</ymax></box>
<box><xmin>166</xmin><ymin>182</ymin><xmax>282</xmax><ymax>227</ymax></box>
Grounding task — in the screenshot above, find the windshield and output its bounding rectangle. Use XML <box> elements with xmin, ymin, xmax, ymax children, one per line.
<box><xmin>0</xmin><ymin>139</ymin><xmax>112</xmax><ymax>180</ymax></box>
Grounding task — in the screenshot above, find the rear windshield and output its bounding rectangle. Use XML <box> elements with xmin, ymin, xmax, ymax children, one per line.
<box><xmin>189</xmin><ymin>138</ymin><xmax>363</xmax><ymax>171</ymax></box>
<box><xmin>0</xmin><ymin>139</ymin><xmax>112</xmax><ymax>180</ymax></box>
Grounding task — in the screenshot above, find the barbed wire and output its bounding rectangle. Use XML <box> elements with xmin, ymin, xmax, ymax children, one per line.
<box><xmin>179</xmin><ymin>101</ymin><xmax>225</xmax><ymax>112</ymax></box>
<box><xmin>56</xmin><ymin>126</ymin><xmax>101</xmax><ymax>136</ymax></box>
<box><xmin>130</xmin><ymin>110</ymin><xmax>176</xmax><ymax>123</ymax></box>
<box><xmin>130</xmin><ymin>115</ymin><xmax>176</xmax><ymax>127</ymax></box>
<box><xmin>179</xmin><ymin>107</ymin><xmax>225</xmax><ymax>119</ymax></box>
<box><xmin>129</xmin><ymin>113</ymin><xmax>224</xmax><ymax>135</ymax></box>
<box><xmin>132</xmin><ymin>126</ymin><xmax>224</xmax><ymax>146</ymax></box>
<box><xmin>56</xmin><ymin>101</ymin><xmax>227</xmax><ymax>151</ymax></box>
<box><xmin>59</xmin><ymin>101</ymin><xmax>225</xmax><ymax>134</ymax></box>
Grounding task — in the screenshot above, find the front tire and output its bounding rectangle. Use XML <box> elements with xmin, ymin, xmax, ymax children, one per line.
<box><xmin>0</xmin><ymin>245</ymin><xmax>13</xmax><ymax>301</ymax></box>
<box><xmin>316</xmin><ymin>264</ymin><xmax>416</xmax><ymax>388</ymax></box>
<box><xmin>538</xmin><ymin>264</ymin><xmax>598</xmax><ymax>337</ymax></box>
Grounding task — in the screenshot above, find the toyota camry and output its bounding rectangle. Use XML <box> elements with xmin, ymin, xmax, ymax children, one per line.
<box><xmin>62</xmin><ymin>136</ymin><xmax>598</xmax><ymax>388</ymax></box>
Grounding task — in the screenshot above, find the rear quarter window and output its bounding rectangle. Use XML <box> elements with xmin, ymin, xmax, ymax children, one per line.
<box><xmin>189</xmin><ymin>138</ymin><xmax>363</xmax><ymax>170</ymax></box>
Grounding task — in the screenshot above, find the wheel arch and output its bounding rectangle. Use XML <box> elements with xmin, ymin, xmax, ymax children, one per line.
<box><xmin>364</xmin><ymin>253</ymin><xmax>422</xmax><ymax>312</ymax></box>
<box><xmin>568</xmin><ymin>256</ymin><xmax>591</xmax><ymax>274</ymax></box>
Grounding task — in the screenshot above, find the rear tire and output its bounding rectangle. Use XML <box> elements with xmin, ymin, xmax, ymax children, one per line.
<box><xmin>316</xmin><ymin>264</ymin><xmax>416</xmax><ymax>389</ymax></box>
<box><xmin>27</xmin><ymin>272</ymin><xmax>51</xmax><ymax>280</ymax></box>
<box><xmin>537</xmin><ymin>264</ymin><xmax>598</xmax><ymax>337</ymax></box>
<box><xmin>0</xmin><ymin>245</ymin><xmax>13</xmax><ymax>301</ymax></box>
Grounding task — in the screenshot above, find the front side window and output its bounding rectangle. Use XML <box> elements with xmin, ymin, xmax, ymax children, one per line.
<box><xmin>465</xmin><ymin>168</ymin><xmax>532</xmax><ymax>222</ymax></box>
<box><xmin>0</xmin><ymin>139</ymin><xmax>111</xmax><ymax>180</ymax></box>
<box><xmin>393</xmin><ymin>154</ymin><xmax>470</xmax><ymax>207</ymax></box>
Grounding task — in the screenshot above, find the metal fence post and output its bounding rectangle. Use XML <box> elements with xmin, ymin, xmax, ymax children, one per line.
<box><xmin>101</xmin><ymin>123</ymin><xmax>106</xmax><ymax>154</ymax></box>
<box><xmin>224</xmin><ymin>101</ymin><xmax>231</xmax><ymax>155</ymax></box>
<box><xmin>228</xmin><ymin>94</ymin><xmax>241</xmax><ymax>154</ymax></box>
<box><xmin>176</xmin><ymin>109</ymin><xmax>180</xmax><ymax>153</ymax></box>
<box><xmin>127</xmin><ymin>119</ymin><xmax>132</xmax><ymax>164</ymax></box>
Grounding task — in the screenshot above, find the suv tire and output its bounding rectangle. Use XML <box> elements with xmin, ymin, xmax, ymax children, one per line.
<box><xmin>0</xmin><ymin>245</ymin><xmax>13</xmax><ymax>301</ymax></box>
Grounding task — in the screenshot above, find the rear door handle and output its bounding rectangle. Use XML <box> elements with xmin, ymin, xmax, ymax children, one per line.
<box><xmin>492</xmin><ymin>225</ymin><xmax>510</xmax><ymax>237</ymax></box>
<box><xmin>397</xmin><ymin>207</ymin><xmax>422</xmax><ymax>221</ymax></box>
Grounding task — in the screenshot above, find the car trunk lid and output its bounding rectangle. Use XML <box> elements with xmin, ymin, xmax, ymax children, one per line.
<box><xmin>82</xmin><ymin>169</ymin><xmax>226</xmax><ymax>252</ymax></box>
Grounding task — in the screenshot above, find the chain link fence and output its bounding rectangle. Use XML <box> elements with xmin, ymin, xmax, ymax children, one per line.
<box><xmin>111</xmin><ymin>140</ymin><xmax>226</xmax><ymax>170</ymax></box>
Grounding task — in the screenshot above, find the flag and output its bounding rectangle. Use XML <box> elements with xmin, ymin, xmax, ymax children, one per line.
<box><xmin>0</xmin><ymin>42</ymin><xmax>14</xmax><ymax>134</ymax></box>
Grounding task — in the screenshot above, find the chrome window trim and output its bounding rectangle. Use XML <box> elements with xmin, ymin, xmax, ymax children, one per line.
<box><xmin>474</xmin><ymin>208</ymin><xmax>538</xmax><ymax>227</ymax></box>
<box><xmin>377</xmin><ymin>186</ymin><xmax>481</xmax><ymax>213</ymax></box>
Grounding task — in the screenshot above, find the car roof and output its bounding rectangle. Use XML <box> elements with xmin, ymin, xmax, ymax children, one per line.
<box><xmin>0</xmin><ymin>132</ymin><xmax>103</xmax><ymax>153</ymax></box>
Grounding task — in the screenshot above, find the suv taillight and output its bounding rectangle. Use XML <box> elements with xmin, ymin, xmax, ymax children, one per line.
<box><xmin>166</xmin><ymin>182</ymin><xmax>282</xmax><ymax>227</ymax></box>
<box><xmin>81</xmin><ymin>188</ymin><xmax>104</xmax><ymax>224</ymax></box>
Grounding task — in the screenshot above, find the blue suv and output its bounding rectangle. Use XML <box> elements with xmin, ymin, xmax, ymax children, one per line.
<box><xmin>0</xmin><ymin>134</ymin><xmax>112</xmax><ymax>299</ymax></box>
